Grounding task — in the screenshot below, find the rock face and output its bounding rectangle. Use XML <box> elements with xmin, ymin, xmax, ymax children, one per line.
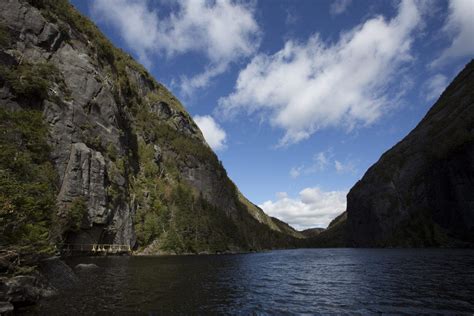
<box><xmin>0</xmin><ymin>0</ymin><xmax>299</xmax><ymax>254</ymax></box>
<box><xmin>0</xmin><ymin>0</ymin><xmax>139</xmax><ymax>246</ymax></box>
<box><xmin>58</xmin><ymin>143</ymin><xmax>108</xmax><ymax>225</ymax></box>
<box><xmin>346</xmin><ymin>60</ymin><xmax>474</xmax><ymax>247</ymax></box>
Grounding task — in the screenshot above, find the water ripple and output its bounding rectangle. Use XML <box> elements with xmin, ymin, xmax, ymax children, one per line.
<box><xmin>33</xmin><ymin>249</ymin><xmax>474</xmax><ymax>314</ymax></box>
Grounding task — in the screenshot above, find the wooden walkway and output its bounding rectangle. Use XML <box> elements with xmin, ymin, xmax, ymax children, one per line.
<box><xmin>62</xmin><ymin>243</ymin><xmax>131</xmax><ymax>254</ymax></box>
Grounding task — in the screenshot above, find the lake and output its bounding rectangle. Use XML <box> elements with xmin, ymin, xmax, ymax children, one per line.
<box><xmin>34</xmin><ymin>249</ymin><xmax>474</xmax><ymax>314</ymax></box>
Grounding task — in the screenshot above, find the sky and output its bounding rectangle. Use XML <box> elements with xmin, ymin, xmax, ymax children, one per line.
<box><xmin>70</xmin><ymin>0</ymin><xmax>474</xmax><ymax>230</ymax></box>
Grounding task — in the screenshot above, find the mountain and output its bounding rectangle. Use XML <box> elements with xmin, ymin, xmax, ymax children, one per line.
<box><xmin>347</xmin><ymin>60</ymin><xmax>474</xmax><ymax>247</ymax></box>
<box><xmin>0</xmin><ymin>0</ymin><xmax>301</xmax><ymax>267</ymax></box>
<box><xmin>307</xmin><ymin>212</ymin><xmax>347</xmax><ymax>247</ymax></box>
<box><xmin>300</xmin><ymin>228</ymin><xmax>325</xmax><ymax>238</ymax></box>
<box><xmin>313</xmin><ymin>60</ymin><xmax>474</xmax><ymax>248</ymax></box>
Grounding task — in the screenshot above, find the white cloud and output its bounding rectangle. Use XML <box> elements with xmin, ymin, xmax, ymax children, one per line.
<box><xmin>334</xmin><ymin>160</ymin><xmax>356</xmax><ymax>174</ymax></box>
<box><xmin>289</xmin><ymin>150</ymin><xmax>330</xmax><ymax>178</ymax></box>
<box><xmin>276</xmin><ymin>192</ymin><xmax>288</xmax><ymax>199</ymax></box>
<box><xmin>218</xmin><ymin>0</ymin><xmax>422</xmax><ymax>145</ymax></box>
<box><xmin>289</xmin><ymin>166</ymin><xmax>303</xmax><ymax>179</ymax></box>
<box><xmin>259</xmin><ymin>187</ymin><xmax>347</xmax><ymax>230</ymax></box>
<box><xmin>179</xmin><ymin>64</ymin><xmax>227</xmax><ymax>97</ymax></box>
<box><xmin>289</xmin><ymin>149</ymin><xmax>357</xmax><ymax>178</ymax></box>
<box><xmin>194</xmin><ymin>115</ymin><xmax>227</xmax><ymax>151</ymax></box>
<box><xmin>422</xmin><ymin>74</ymin><xmax>448</xmax><ymax>101</ymax></box>
<box><xmin>91</xmin><ymin>0</ymin><xmax>260</xmax><ymax>92</ymax></box>
<box><xmin>330</xmin><ymin>0</ymin><xmax>352</xmax><ymax>16</ymax></box>
<box><xmin>432</xmin><ymin>0</ymin><xmax>474</xmax><ymax>67</ymax></box>
<box><xmin>91</xmin><ymin>0</ymin><xmax>159</xmax><ymax>66</ymax></box>
<box><xmin>312</xmin><ymin>151</ymin><xmax>330</xmax><ymax>171</ymax></box>
<box><xmin>285</xmin><ymin>8</ymin><xmax>298</xmax><ymax>25</ymax></box>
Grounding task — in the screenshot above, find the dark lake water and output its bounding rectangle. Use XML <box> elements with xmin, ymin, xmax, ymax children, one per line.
<box><xmin>35</xmin><ymin>249</ymin><xmax>474</xmax><ymax>314</ymax></box>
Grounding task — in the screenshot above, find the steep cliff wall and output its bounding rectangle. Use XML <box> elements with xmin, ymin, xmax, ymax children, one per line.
<box><xmin>0</xmin><ymin>0</ymin><xmax>299</xmax><ymax>257</ymax></box>
<box><xmin>346</xmin><ymin>60</ymin><xmax>474</xmax><ymax>247</ymax></box>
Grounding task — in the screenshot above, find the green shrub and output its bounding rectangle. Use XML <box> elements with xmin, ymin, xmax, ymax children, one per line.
<box><xmin>137</xmin><ymin>140</ymin><xmax>159</xmax><ymax>177</ymax></box>
<box><xmin>0</xmin><ymin>62</ymin><xmax>61</xmax><ymax>100</ymax></box>
<box><xmin>0</xmin><ymin>23</ymin><xmax>10</xmax><ymax>47</ymax></box>
<box><xmin>106</xmin><ymin>143</ymin><xmax>118</xmax><ymax>161</ymax></box>
<box><xmin>134</xmin><ymin>194</ymin><xmax>169</xmax><ymax>246</ymax></box>
<box><xmin>66</xmin><ymin>197</ymin><xmax>87</xmax><ymax>232</ymax></box>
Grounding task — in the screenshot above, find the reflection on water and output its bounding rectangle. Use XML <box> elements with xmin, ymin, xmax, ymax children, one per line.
<box><xmin>36</xmin><ymin>249</ymin><xmax>474</xmax><ymax>314</ymax></box>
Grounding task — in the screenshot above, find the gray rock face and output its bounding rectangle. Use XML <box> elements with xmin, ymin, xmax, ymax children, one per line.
<box><xmin>173</xmin><ymin>152</ymin><xmax>240</xmax><ymax>218</ymax></box>
<box><xmin>0</xmin><ymin>0</ymin><xmax>222</xmax><ymax>248</ymax></box>
<box><xmin>150</xmin><ymin>100</ymin><xmax>202</xmax><ymax>137</ymax></box>
<box><xmin>58</xmin><ymin>143</ymin><xmax>109</xmax><ymax>224</ymax></box>
<box><xmin>0</xmin><ymin>0</ymin><xmax>134</xmax><ymax>246</ymax></box>
<box><xmin>346</xmin><ymin>60</ymin><xmax>474</xmax><ymax>247</ymax></box>
<box><xmin>151</xmin><ymin>101</ymin><xmax>172</xmax><ymax>119</ymax></box>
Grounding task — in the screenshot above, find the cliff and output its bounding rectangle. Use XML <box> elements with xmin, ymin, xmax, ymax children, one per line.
<box><xmin>0</xmin><ymin>0</ymin><xmax>300</xmax><ymax>268</ymax></box>
<box><xmin>345</xmin><ymin>60</ymin><xmax>474</xmax><ymax>247</ymax></box>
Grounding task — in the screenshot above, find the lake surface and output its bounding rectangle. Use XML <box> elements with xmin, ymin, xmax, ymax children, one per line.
<box><xmin>35</xmin><ymin>249</ymin><xmax>474</xmax><ymax>314</ymax></box>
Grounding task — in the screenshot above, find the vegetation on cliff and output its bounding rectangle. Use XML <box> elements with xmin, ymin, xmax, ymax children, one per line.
<box><xmin>0</xmin><ymin>109</ymin><xmax>57</xmax><ymax>273</ymax></box>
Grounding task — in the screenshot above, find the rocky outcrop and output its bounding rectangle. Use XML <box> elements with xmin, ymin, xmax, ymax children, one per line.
<box><xmin>346</xmin><ymin>60</ymin><xmax>474</xmax><ymax>247</ymax></box>
<box><xmin>0</xmin><ymin>257</ymin><xmax>77</xmax><ymax>312</ymax></box>
<box><xmin>0</xmin><ymin>276</ymin><xmax>53</xmax><ymax>307</ymax></box>
<box><xmin>74</xmin><ymin>263</ymin><xmax>98</xmax><ymax>270</ymax></box>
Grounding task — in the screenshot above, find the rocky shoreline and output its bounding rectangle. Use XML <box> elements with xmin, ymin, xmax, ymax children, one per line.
<box><xmin>0</xmin><ymin>255</ymin><xmax>77</xmax><ymax>314</ymax></box>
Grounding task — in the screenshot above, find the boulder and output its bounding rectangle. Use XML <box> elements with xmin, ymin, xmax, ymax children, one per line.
<box><xmin>74</xmin><ymin>263</ymin><xmax>99</xmax><ymax>270</ymax></box>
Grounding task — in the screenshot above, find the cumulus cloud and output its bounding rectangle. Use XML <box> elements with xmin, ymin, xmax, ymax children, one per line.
<box><xmin>91</xmin><ymin>0</ymin><xmax>159</xmax><ymax>66</ymax></box>
<box><xmin>259</xmin><ymin>187</ymin><xmax>347</xmax><ymax>230</ymax></box>
<box><xmin>91</xmin><ymin>0</ymin><xmax>260</xmax><ymax>93</ymax></box>
<box><xmin>218</xmin><ymin>0</ymin><xmax>422</xmax><ymax>145</ymax></box>
<box><xmin>330</xmin><ymin>0</ymin><xmax>352</xmax><ymax>16</ymax></box>
<box><xmin>422</xmin><ymin>74</ymin><xmax>448</xmax><ymax>101</ymax></box>
<box><xmin>432</xmin><ymin>0</ymin><xmax>474</xmax><ymax>67</ymax></box>
<box><xmin>194</xmin><ymin>115</ymin><xmax>227</xmax><ymax>151</ymax></box>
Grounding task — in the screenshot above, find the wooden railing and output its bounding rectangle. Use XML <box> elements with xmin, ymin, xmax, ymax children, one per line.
<box><xmin>62</xmin><ymin>243</ymin><xmax>131</xmax><ymax>254</ymax></box>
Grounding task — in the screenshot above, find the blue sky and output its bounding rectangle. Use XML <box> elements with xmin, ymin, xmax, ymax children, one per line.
<box><xmin>70</xmin><ymin>0</ymin><xmax>474</xmax><ymax>229</ymax></box>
